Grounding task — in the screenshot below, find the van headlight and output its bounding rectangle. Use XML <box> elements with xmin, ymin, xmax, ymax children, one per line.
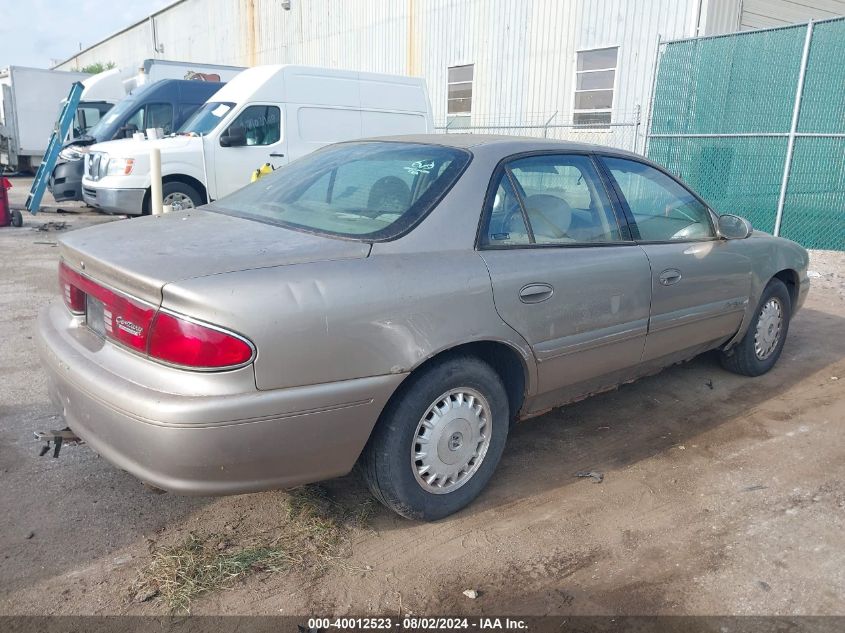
<box><xmin>59</xmin><ymin>146</ymin><xmax>87</xmax><ymax>161</ymax></box>
<box><xmin>106</xmin><ymin>157</ymin><xmax>135</xmax><ymax>176</ymax></box>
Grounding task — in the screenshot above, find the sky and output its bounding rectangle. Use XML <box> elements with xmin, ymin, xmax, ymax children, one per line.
<box><xmin>0</xmin><ymin>0</ymin><xmax>173</xmax><ymax>69</ymax></box>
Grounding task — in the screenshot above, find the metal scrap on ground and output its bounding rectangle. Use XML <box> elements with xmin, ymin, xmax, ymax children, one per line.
<box><xmin>575</xmin><ymin>471</ymin><xmax>604</xmax><ymax>483</ymax></box>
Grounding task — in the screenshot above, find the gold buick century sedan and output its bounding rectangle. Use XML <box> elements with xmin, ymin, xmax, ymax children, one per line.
<box><xmin>37</xmin><ymin>135</ymin><xmax>809</xmax><ymax>520</ymax></box>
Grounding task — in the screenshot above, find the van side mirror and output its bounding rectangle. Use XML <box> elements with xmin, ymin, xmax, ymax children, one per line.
<box><xmin>220</xmin><ymin>126</ymin><xmax>246</xmax><ymax>147</ymax></box>
<box><xmin>718</xmin><ymin>214</ymin><xmax>752</xmax><ymax>239</ymax></box>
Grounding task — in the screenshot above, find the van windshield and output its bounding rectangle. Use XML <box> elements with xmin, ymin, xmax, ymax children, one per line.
<box><xmin>210</xmin><ymin>141</ymin><xmax>471</xmax><ymax>241</ymax></box>
<box><xmin>179</xmin><ymin>102</ymin><xmax>235</xmax><ymax>135</ymax></box>
<box><xmin>85</xmin><ymin>96</ymin><xmax>141</xmax><ymax>141</ymax></box>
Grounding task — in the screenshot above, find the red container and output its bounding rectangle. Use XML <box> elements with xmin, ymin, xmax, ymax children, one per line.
<box><xmin>0</xmin><ymin>177</ymin><xmax>22</xmax><ymax>227</ymax></box>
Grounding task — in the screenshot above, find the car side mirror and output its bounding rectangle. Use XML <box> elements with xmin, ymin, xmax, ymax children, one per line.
<box><xmin>220</xmin><ymin>126</ymin><xmax>246</xmax><ymax>147</ymax></box>
<box><xmin>718</xmin><ymin>214</ymin><xmax>753</xmax><ymax>239</ymax></box>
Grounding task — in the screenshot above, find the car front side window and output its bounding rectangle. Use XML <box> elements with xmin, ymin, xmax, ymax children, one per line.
<box><xmin>145</xmin><ymin>103</ymin><xmax>174</xmax><ymax>135</ymax></box>
<box><xmin>602</xmin><ymin>156</ymin><xmax>715</xmax><ymax>242</ymax></box>
<box><xmin>225</xmin><ymin>105</ymin><xmax>281</xmax><ymax>146</ymax></box>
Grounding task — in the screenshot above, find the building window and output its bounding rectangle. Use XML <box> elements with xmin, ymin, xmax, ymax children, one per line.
<box><xmin>574</xmin><ymin>47</ymin><xmax>617</xmax><ymax>128</ymax></box>
<box><xmin>447</xmin><ymin>64</ymin><xmax>473</xmax><ymax>122</ymax></box>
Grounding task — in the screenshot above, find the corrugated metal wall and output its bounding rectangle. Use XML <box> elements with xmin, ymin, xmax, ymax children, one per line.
<box><xmin>699</xmin><ymin>0</ymin><xmax>744</xmax><ymax>35</ymax></box>
<box><xmin>54</xmin><ymin>0</ymin><xmax>844</xmax><ymax>131</ymax></box>
<box><xmin>740</xmin><ymin>0</ymin><xmax>845</xmax><ymax>29</ymax></box>
<box><xmin>56</xmin><ymin>0</ymin><xmax>701</xmax><ymax>137</ymax></box>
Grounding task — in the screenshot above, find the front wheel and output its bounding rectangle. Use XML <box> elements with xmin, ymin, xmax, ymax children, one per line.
<box><xmin>144</xmin><ymin>181</ymin><xmax>204</xmax><ymax>215</ymax></box>
<box><xmin>720</xmin><ymin>278</ymin><xmax>791</xmax><ymax>377</ymax></box>
<box><xmin>361</xmin><ymin>356</ymin><xmax>510</xmax><ymax>521</ymax></box>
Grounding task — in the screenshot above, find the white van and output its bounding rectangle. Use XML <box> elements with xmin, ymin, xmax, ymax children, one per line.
<box><xmin>80</xmin><ymin>65</ymin><xmax>433</xmax><ymax>214</ymax></box>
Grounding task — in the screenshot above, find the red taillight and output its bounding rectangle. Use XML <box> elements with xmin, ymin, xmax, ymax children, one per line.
<box><xmin>103</xmin><ymin>289</ymin><xmax>157</xmax><ymax>352</ymax></box>
<box><xmin>59</xmin><ymin>264</ymin><xmax>85</xmax><ymax>314</ymax></box>
<box><xmin>59</xmin><ymin>261</ymin><xmax>155</xmax><ymax>351</ymax></box>
<box><xmin>59</xmin><ymin>262</ymin><xmax>86</xmax><ymax>313</ymax></box>
<box><xmin>148</xmin><ymin>311</ymin><xmax>254</xmax><ymax>369</ymax></box>
<box><xmin>58</xmin><ymin>261</ymin><xmax>252</xmax><ymax>370</ymax></box>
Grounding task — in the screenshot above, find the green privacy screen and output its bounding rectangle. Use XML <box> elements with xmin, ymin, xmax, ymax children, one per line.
<box><xmin>647</xmin><ymin>18</ymin><xmax>845</xmax><ymax>250</ymax></box>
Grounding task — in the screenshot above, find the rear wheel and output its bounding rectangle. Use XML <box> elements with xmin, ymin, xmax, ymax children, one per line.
<box><xmin>361</xmin><ymin>356</ymin><xmax>509</xmax><ymax>521</ymax></box>
<box><xmin>720</xmin><ymin>278</ymin><xmax>791</xmax><ymax>377</ymax></box>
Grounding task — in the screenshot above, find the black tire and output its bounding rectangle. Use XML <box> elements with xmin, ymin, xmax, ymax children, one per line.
<box><xmin>10</xmin><ymin>210</ymin><xmax>23</xmax><ymax>227</ymax></box>
<box><xmin>361</xmin><ymin>355</ymin><xmax>510</xmax><ymax>521</ymax></box>
<box><xmin>720</xmin><ymin>278</ymin><xmax>791</xmax><ymax>377</ymax></box>
<box><xmin>144</xmin><ymin>181</ymin><xmax>204</xmax><ymax>215</ymax></box>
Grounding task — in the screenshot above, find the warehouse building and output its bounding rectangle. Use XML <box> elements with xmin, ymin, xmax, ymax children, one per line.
<box><xmin>54</xmin><ymin>0</ymin><xmax>845</xmax><ymax>153</ymax></box>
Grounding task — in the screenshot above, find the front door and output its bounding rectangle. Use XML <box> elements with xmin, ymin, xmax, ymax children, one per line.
<box><xmin>599</xmin><ymin>156</ymin><xmax>752</xmax><ymax>362</ymax></box>
<box><xmin>210</xmin><ymin>103</ymin><xmax>287</xmax><ymax>199</ymax></box>
<box><xmin>478</xmin><ymin>153</ymin><xmax>652</xmax><ymax>406</ymax></box>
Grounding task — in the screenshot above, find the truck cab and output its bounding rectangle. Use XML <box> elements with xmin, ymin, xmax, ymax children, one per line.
<box><xmin>50</xmin><ymin>79</ymin><xmax>225</xmax><ymax>203</ymax></box>
<box><xmin>80</xmin><ymin>65</ymin><xmax>433</xmax><ymax>215</ymax></box>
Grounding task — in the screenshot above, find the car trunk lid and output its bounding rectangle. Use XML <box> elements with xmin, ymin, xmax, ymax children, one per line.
<box><xmin>58</xmin><ymin>209</ymin><xmax>371</xmax><ymax>305</ymax></box>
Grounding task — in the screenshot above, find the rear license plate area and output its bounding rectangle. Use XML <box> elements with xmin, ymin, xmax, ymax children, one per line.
<box><xmin>85</xmin><ymin>295</ymin><xmax>106</xmax><ymax>338</ymax></box>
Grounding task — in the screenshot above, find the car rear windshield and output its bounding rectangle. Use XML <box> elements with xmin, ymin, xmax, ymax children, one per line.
<box><xmin>210</xmin><ymin>141</ymin><xmax>471</xmax><ymax>241</ymax></box>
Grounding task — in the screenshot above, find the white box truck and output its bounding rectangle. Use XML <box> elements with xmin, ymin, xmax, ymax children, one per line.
<box><xmin>81</xmin><ymin>65</ymin><xmax>433</xmax><ymax>215</ymax></box>
<box><xmin>0</xmin><ymin>66</ymin><xmax>90</xmax><ymax>172</ymax></box>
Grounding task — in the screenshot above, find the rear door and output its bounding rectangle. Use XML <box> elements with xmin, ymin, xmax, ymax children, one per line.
<box><xmin>598</xmin><ymin>155</ymin><xmax>752</xmax><ymax>362</ymax></box>
<box><xmin>479</xmin><ymin>152</ymin><xmax>652</xmax><ymax>401</ymax></box>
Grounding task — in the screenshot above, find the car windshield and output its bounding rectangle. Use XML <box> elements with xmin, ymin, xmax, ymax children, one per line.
<box><xmin>178</xmin><ymin>101</ymin><xmax>236</xmax><ymax>135</ymax></box>
<box><xmin>210</xmin><ymin>141</ymin><xmax>471</xmax><ymax>240</ymax></box>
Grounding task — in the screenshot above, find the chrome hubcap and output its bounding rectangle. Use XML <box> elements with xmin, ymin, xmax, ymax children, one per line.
<box><xmin>412</xmin><ymin>388</ymin><xmax>492</xmax><ymax>494</ymax></box>
<box><xmin>163</xmin><ymin>192</ymin><xmax>196</xmax><ymax>211</ymax></box>
<box><xmin>754</xmin><ymin>298</ymin><xmax>783</xmax><ymax>360</ymax></box>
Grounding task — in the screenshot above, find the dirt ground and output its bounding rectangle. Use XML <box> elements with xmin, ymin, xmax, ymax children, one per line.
<box><xmin>1</xmin><ymin>179</ymin><xmax>843</xmax><ymax>616</ymax></box>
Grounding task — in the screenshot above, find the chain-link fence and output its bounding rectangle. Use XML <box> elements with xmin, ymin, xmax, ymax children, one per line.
<box><xmin>646</xmin><ymin>17</ymin><xmax>845</xmax><ymax>251</ymax></box>
<box><xmin>435</xmin><ymin>109</ymin><xmax>642</xmax><ymax>153</ymax></box>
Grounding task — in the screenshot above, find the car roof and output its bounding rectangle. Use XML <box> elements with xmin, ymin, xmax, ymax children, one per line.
<box><xmin>357</xmin><ymin>133</ymin><xmax>643</xmax><ymax>159</ymax></box>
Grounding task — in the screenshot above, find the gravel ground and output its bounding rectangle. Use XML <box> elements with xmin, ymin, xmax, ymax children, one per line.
<box><xmin>0</xmin><ymin>181</ymin><xmax>843</xmax><ymax>616</ymax></box>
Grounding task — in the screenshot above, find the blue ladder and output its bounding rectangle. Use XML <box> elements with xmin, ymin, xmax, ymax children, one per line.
<box><xmin>25</xmin><ymin>81</ymin><xmax>85</xmax><ymax>214</ymax></box>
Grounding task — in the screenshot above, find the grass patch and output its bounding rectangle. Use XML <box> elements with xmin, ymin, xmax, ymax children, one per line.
<box><xmin>134</xmin><ymin>486</ymin><xmax>375</xmax><ymax>612</ymax></box>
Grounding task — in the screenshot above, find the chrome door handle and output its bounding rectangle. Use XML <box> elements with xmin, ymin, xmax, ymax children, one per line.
<box><xmin>659</xmin><ymin>268</ymin><xmax>682</xmax><ymax>286</ymax></box>
<box><xmin>519</xmin><ymin>283</ymin><xmax>554</xmax><ymax>303</ymax></box>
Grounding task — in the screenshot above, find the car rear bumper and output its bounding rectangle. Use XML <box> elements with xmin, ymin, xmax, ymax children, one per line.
<box><xmin>81</xmin><ymin>184</ymin><xmax>145</xmax><ymax>215</ymax></box>
<box><xmin>36</xmin><ymin>301</ymin><xmax>405</xmax><ymax>495</ymax></box>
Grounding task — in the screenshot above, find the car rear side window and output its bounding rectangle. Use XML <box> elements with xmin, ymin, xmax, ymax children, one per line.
<box><xmin>482</xmin><ymin>154</ymin><xmax>624</xmax><ymax>247</ymax></box>
<box><xmin>483</xmin><ymin>175</ymin><xmax>531</xmax><ymax>246</ymax></box>
<box><xmin>211</xmin><ymin>141</ymin><xmax>471</xmax><ymax>241</ymax></box>
<box><xmin>602</xmin><ymin>156</ymin><xmax>715</xmax><ymax>242</ymax></box>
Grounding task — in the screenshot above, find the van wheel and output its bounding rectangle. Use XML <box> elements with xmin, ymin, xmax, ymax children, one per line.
<box><xmin>720</xmin><ymin>278</ymin><xmax>791</xmax><ymax>377</ymax></box>
<box><xmin>144</xmin><ymin>181</ymin><xmax>204</xmax><ymax>215</ymax></box>
<box><xmin>361</xmin><ymin>355</ymin><xmax>509</xmax><ymax>521</ymax></box>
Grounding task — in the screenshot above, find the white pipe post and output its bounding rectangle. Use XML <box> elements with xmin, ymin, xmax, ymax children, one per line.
<box><xmin>774</xmin><ymin>20</ymin><xmax>813</xmax><ymax>237</ymax></box>
<box><xmin>150</xmin><ymin>147</ymin><xmax>163</xmax><ymax>216</ymax></box>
